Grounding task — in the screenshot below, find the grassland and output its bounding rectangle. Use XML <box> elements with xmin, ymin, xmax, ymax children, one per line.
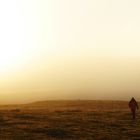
<box><xmin>0</xmin><ymin>100</ymin><xmax>139</xmax><ymax>140</ymax></box>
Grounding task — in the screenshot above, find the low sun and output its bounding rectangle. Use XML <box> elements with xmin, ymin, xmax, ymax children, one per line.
<box><xmin>0</xmin><ymin>0</ymin><xmax>42</xmax><ymax>76</ymax></box>
<box><xmin>0</xmin><ymin>3</ymin><xmax>25</xmax><ymax>74</ymax></box>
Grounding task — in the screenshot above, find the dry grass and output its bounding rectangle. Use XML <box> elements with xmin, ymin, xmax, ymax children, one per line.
<box><xmin>0</xmin><ymin>100</ymin><xmax>139</xmax><ymax>139</ymax></box>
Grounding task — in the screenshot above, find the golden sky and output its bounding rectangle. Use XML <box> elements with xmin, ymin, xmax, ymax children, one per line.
<box><xmin>0</xmin><ymin>0</ymin><xmax>140</xmax><ymax>103</ymax></box>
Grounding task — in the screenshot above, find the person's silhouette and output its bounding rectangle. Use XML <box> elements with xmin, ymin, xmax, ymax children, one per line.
<box><xmin>129</xmin><ymin>97</ymin><xmax>138</xmax><ymax>119</ymax></box>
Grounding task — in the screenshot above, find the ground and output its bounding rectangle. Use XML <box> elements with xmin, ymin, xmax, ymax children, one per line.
<box><xmin>0</xmin><ymin>100</ymin><xmax>139</xmax><ymax>140</ymax></box>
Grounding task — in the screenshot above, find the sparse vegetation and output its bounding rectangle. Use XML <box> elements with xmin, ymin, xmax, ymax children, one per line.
<box><xmin>0</xmin><ymin>100</ymin><xmax>139</xmax><ymax>139</ymax></box>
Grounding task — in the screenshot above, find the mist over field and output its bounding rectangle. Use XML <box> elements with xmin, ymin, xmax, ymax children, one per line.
<box><xmin>0</xmin><ymin>0</ymin><xmax>140</xmax><ymax>103</ymax></box>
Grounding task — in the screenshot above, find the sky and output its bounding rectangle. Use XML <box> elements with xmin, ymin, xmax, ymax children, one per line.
<box><xmin>0</xmin><ymin>0</ymin><xmax>140</xmax><ymax>103</ymax></box>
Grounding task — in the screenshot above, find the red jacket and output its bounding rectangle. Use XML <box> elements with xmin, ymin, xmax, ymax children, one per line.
<box><xmin>129</xmin><ymin>98</ymin><xmax>138</xmax><ymax>110</ymax></box>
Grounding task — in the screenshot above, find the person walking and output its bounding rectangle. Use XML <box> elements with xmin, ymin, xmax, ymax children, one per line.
<box><xmin>129</xmin><ymin>97</ymin><xmax>139</xmax><ymax>120</ymax></box>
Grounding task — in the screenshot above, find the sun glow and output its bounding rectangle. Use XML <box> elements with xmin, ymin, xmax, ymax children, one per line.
<box><xmin>0</xmin><ymin>1</ymin><xmax>24</xmax><ymax>74</ymax></box>
<box><xmin>1</xmin><ymin>0</ymin><xmax>140</xmax><ymax>103</ymax></box>
<box><xmin>0</xmin><ymin>0</ymin><xmax>40</xmax><ymax>75</ymax></box>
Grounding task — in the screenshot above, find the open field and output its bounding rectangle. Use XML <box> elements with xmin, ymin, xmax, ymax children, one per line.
<box><xmin>0</xmin><ymin>100</ymin><xmax>139</xmax><ymax>139</ymax></box>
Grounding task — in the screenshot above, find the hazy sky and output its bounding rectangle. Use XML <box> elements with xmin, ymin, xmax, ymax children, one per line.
<box><xmin>0</xmin><ymin>0</ymin><xmax>140</xmax><ymax>103</ymax></box>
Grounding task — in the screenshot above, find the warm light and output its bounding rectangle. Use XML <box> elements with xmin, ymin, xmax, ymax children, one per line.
<box><xmin>1</xmin><ymin>0</ymin><xmax>140</xmax><ymax>103</ymax></box>
<box><xmin>0</xmin><ymin>0</ymin><xmax>39</xmax><ymax>74</ymax></box>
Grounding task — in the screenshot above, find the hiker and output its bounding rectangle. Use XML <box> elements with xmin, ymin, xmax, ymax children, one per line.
<box><xmin>129</xmin><ymin>97</ymin><xmax>138</xmax><ymax>119</ymax></box>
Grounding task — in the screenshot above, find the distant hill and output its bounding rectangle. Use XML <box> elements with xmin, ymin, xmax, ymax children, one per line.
<box><xmin>27</xmin><ymin>100</ymin><xmax>129</xmax><ymax>111</ymax></box>
<box><xmin>0</xmin><ymin>100</ymin><xmax>130</xmax><ymax>111</ymax></box>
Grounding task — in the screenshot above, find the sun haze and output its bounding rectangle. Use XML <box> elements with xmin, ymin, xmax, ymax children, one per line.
<box><xmin>0</xmin><ymin>0</ymin><xmax>140</xmax><ymax>104</ymax></box>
